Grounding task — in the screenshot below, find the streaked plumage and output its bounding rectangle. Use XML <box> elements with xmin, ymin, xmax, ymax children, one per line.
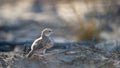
<box><xmin>26</xmin><ymin>28</ymin><xmax>53</xmax><ymax>58</ymax></box>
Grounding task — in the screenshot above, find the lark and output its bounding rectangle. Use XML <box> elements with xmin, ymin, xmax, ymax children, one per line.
<box><xmin>26</xmin><ymin>28</ymin><xmax>53</xmax><ymax>58</ymax></box>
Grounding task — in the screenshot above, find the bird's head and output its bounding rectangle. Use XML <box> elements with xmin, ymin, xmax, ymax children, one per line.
<box><xmin>42</xmin><ymin>28</ymin><xmax>53</xmax><ymax>36</ymax></box>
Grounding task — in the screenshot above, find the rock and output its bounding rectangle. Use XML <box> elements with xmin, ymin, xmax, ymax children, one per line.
<box><xmin>95</xmin><ymin>40</ymin><xmax>120</xmax><ymax>52</ymax></box>
<box><xmin>1</xmin><ymin>40</ymin><xmax>120</xmax><ymax>68</ymax></box>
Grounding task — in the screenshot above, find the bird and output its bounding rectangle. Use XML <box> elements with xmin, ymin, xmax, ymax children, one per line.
<box><xmin>26</xmin><ymin>28</ymin><xmax>54</xmax><ymax>58</ymax></box>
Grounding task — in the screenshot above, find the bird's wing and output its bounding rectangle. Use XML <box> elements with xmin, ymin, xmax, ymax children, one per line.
<box><xmin>31</xmin><ymin>38</ymin><xmax>43</xmax><ymax>50</ymax></box>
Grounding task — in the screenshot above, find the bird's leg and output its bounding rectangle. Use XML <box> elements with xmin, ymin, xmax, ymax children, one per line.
<box><xmin>39</xmin><ymin>49</ymin><xmax>46</xmax><ymax>59</ymax></box>
<box><xmin>42</xmin><ymin>49</ymin><xmax>46</xmax><ymax>55</ymax></box>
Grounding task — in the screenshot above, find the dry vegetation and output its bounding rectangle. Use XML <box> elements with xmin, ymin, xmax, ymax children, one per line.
<box><xmin>65</xmin><ymin>0</ymin><xmax>100</xmax><ymax>42</ymax></box>
<box><xmin>77</xmin><ymin>19</ymin><xmax>99</xmax><ymax>42</ymax></box>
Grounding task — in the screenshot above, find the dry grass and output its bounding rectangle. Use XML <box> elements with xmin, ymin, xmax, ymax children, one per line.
<box><xmin>77</xmin><ymin>19</ymin><xmax>100</xmax><ymax>42</ymax></box>
<box><xmin>67</xmin><ymin>0</ymin><xmax>100</xmax><ymax>42</ymax></box>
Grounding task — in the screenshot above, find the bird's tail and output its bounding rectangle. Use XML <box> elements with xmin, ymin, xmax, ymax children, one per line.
<box><xmin>26</xmin><ymin>50</ymin><xmax>34</xmax><ymax>58</ymax></box>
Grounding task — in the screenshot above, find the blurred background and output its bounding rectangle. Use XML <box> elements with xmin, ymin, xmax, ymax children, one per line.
<box><xmin>0</xmin><ymin>1</ymin><xmax>120</xmax><ymax>67</ymax></box>
<box><xmin>0</xmin><ymin>0</ymin><xmax>120</xmax><ymax>45</ymax></box>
